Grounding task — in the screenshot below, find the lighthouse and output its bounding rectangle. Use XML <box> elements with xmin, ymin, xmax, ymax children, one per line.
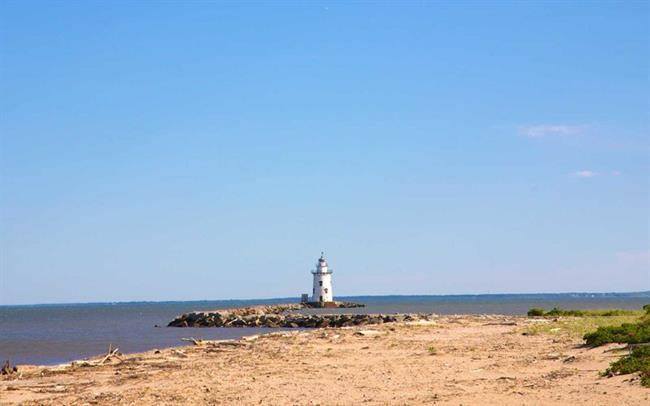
<box><xmin>310</xmin><ymin>252</ymin><xmax>333</xmax><ymax>304</ymax></box>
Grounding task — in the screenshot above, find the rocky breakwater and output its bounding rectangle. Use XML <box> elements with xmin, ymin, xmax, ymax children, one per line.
<box><xmin>168</xmin><ymin>306</ymin><xmax>435</xmax><ymax>328</ymax></box>
<box><xmin>167</xmin><ymin>303</ymin><xmax>303</xmax><ymax>327</ymax></box>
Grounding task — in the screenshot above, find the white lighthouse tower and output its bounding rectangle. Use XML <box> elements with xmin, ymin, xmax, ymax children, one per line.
<box><xmin>311</xmin><ymin>252</ymin><xmax>333</xmax><ymax>304</ymax></box>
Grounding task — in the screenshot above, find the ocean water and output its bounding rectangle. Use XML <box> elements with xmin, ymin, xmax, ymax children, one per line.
<box><xmin>1</xmin><ymin>294</ymin><xmax>647</xmax><ymax>366</ymax></box>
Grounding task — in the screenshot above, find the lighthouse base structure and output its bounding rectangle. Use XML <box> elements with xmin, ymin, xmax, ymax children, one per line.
<box><xmin>299</xmin><ymin>296</ymin><xmax>366</xmax><ymax>309</ymax></box>
<box><xmin>304</xmin><ymin>301</ymin><xmax>339</xmax><ymax>309</ymax></box>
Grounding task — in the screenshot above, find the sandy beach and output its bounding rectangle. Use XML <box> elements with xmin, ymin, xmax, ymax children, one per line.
<box><xmin>1</xmin><ymin>314</ymin><xmax>647</xmax><ymax>405</ymax></box>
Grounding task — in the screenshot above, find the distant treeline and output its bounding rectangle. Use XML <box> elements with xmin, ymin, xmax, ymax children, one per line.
<box><xmin>338</xmin><ymin>291</ymin><xmax>650</xmax><ymax>301</ymax></box>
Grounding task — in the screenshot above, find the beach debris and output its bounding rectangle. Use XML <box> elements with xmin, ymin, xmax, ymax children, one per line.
<box><xmin>1</xmin><ymin>360</ymin><xmax>18</xmax><ymax>375</ymax></box>
<box><xmin>526</xmin><ymin>318</ymin><xmax>552</xmax><ymax>324</ymax></box>
<box><xmin>171</xmin><ymin>349</ymin><xmax>188</xmax><ymax>358</ymax></box>
<box><xmin>543</xmin><ymin>369</ymin><xmax>577</xmax><ymax>380</ymax></box>
<box><xmin>563</xmin><ymin>356</ymin><xmax>577</xmax><ymax>363</ymax></box>
<box><xmin>70</xmin><ymin>360</ymin><xmax>93</xmax><ymax>368</ymax></box>
<box><xmin>181</xmin><ymin>337</ymin><xmax>204</xmax><ymax>346</ymax></box>
<box><xmin>45</xmin><ymin>362</ymin><xmax>76</xmax><ymax>373</ymax></box>
<box><xmin>407</xmin><ymin>319</ymin><xmax>438</xmax><ymax>326</ymax></box>
<box><xmin>483</xmin><ymin>321</ymin><xmax>518</xmax><ymax>326</ymax></box>
<box><xmin>210</xmin><ymin>340</ymin><xmax>249</xmax><ymax>347</ymax></box>
<box><xmin>98</xmin><ymin>344</ymin><xmax>123</xmax><ymax>365</ymax></box>
<box><xmin>354</xmin><ymin>330</ymin><xmax>382</xmax><ymax>337</ymax></box>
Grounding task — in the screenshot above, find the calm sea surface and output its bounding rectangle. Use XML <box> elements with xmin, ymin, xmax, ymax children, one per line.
<box><xmin>1</xmin><ymin>295</ymin><xmax>647</xmax><ymax>365</ymax></box>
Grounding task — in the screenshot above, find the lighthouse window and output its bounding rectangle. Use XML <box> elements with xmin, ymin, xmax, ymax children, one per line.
<box><xmin>324</xmin><ymin>288</ymin><xmax>328</xmax><ymax>293</ymax></box>
<box><xmin>319</xmin><ymin>281</ymin><xmax>323</xmax><ymax>286</ymax></box>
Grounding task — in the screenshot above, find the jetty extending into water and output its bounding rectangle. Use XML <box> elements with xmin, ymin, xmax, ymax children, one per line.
<box><xmin>166</xmin><ymin>302</ymin><xmax>434</xmax><ymax>328</ymax></box>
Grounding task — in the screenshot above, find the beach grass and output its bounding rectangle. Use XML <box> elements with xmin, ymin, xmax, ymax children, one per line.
<box><xmin>523</xmin><ymin>313</ymin><xmax>644</xmax><ymax>337</ymax></box>
<box><xmin>584</xmin><ymin>317</ymin><xmax>650</xmax><ymax>347</ymax></box>
<box><xmin>584</xmin><ymin>305</ymin><xmax>650</xmax><ymax>386</ymax></box>
<box><xmin>582</xmin><ymin>304</ymin><xmax>650</xmax><ymax>345</ymax></box>
<box><xmin>524</xmin><ymin>305</ymin><xmax>650</xmax><ymax>387</ymax></box>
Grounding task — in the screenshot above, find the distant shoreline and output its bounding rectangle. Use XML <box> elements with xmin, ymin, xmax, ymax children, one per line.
<box><xmin>2</xmin><ymin>290</ymin><xmax>649</xmax><ymax>308</ymax></box>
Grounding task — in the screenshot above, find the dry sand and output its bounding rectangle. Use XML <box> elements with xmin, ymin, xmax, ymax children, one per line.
<box><xmin>1</xmin><ymin>314</ymin><xmax>648</xmax><ymax>405</ymax></box>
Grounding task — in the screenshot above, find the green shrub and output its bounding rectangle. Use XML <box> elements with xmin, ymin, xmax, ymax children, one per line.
<box><xmin>527</xmin><ymin>307</ymin><xmax>640</xmax><ymax>317</ymax></box>
<box><xmin>527</xmin><ymin>308</ymin><xmax>545</xmax><ymax>316</ymax></box>
<box><xmin>583</xmin><ymin>319</ymin><xmax>650</xmax><ymax>347</ymax></box>
<box><xmin>604</xmin><ymin>346</ymin><xmax>650</xmax><ymax>387</ymax></box>
<box><xmin>580</xmin><ymin>304</ymin><xmax>650</xmax><ymax>386</ymax></box>
<box><xmin>583</xmin><ymin>305</ymin><xmax>650</xmax><ymax>347</ymax></box>
<box><xmin>545</xmin><ymin>307</ymin><xmax>583</xmax><ymax>316</ymax></box>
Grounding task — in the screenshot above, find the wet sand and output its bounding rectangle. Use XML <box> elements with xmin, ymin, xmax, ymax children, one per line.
<box><xmin>1</xmin><ymin>314</ymin><xmax>647</xmax><ymax>405</ymax></box>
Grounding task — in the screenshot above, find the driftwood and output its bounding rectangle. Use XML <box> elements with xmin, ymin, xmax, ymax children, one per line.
<box><xmin>483</xmin><ymin>321</ymin><xmax>518</xmax><ymax>326</ymax></box>
<box><xmin>627</xmin><ymin>342</ymin><xmax>650</xmax><ymax>349</ymax></box>
<box><xmin>98</xmin><ymin>344</ymin><xmax>122</xmax><ymax>365</ymax></box>
<box><xmin>209</xmin><ymin>340</ymin><xmax>249</xmax><ymax>347</ymax></box>
<box><xmin>181</xmin><ymin>337</ymin><xmax>204</xmax><ymax>346</ymax></box>
<box><xmin>354</xmin><ymin>330</ymin><xmax>382</xmax><ymax>337</ymax></box>
<box><xmin>1</xmin><ymin>360</ymin><xmax>17</xmax><ymax>375</ymax></box>
<box><xmin>180</xmin><ymin>338</ymin><xmax>250</xmax><ymax>348</ymax></box>
<box><xmin>171</xmin><ymin>349</ymin><xmax>188</xmax><ymax>358</ymax></box>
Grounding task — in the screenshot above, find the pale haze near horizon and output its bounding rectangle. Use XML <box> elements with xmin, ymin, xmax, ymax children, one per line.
<box><xmin>1</xmin><ymin>2</ymin><xmax>649</xmax><ymax>305</ymax></box>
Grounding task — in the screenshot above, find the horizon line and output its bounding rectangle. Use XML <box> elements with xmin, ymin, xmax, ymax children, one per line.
<box><xmin>2</xmin><ymin>290</ymin><xmax>648</xmax><ymax>308</ymax></box>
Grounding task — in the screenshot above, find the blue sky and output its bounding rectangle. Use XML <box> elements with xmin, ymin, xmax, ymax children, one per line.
<box><xmin>1</xmin><ymin>1</ymin><xmax>648</xmax><ymax>305</ymax></box>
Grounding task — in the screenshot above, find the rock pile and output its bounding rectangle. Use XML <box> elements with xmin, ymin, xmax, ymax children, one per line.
<box><xmin>168</xmin><ymin>311</ymin><xmax>434</xmax><ymax>328</ymax></box>
<box><xmin>212</xmin><ymin>304</ymin><xmax>305</xmax><ymax>318</ymax></box>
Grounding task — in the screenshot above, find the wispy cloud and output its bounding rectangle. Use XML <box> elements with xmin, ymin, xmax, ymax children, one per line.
<box><xmin>519</xmin><ymin>124</ymin><xmax>585</xmax><ymax>138</ymax></box>
<box><xmin>568</xmin><ymin>170</ymin><xmax>623</xmax><ymax>178</ymax></box>
<box><xmin>571</xmin><ymin>170</ymin><xmax>597</xmax><ymax>178</ymax></box>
